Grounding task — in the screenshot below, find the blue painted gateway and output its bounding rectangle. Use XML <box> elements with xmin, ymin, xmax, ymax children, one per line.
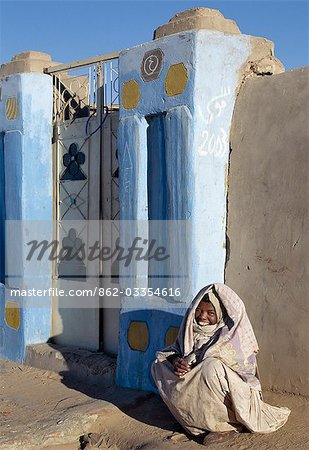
<box><xmin>0</xmin><ymin>10</ymin><xmax>279</xmax><ymax>389</ymax></box>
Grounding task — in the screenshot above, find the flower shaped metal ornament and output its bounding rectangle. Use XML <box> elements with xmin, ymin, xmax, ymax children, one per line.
<box><xmin>61</xmin><ymin>143</ymin><xmax>87</xmax><ymax>181</ymax></box>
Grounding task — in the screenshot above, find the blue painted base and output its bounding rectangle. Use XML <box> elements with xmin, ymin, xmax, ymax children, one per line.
<box><xmin>0</xmin><ymin>284</ymin><xmax>24</xmax><ymax>361</ymax></box>
<box><xmin>0</xmin><ymin>283</ymin><xmax>52</xmax><ymax>362</ymax></box>
<box><xmin>116</xmin><ymin>308</ymin><xmax>183</xmax><ymax>391</ymax></box>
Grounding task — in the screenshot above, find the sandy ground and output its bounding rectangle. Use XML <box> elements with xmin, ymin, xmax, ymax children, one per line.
<box><xmin>0</xmin><ymin>359</ymin><xmax>308</xmax><ymax>450</ymax></box>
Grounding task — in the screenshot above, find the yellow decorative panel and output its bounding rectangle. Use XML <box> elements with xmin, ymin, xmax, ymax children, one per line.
<box><xmin>5</xmin><ymin>301</ymin><xmax>20</xmax><ymax>330</ymax></box>
<box><xmin>122</xmin><ymin>80</ymin><xmax>140</xmax><ymax>110</ymax></box>
<box><xmin>127</xmin><ymin>321</ymin><xmax>149</xmax><ymax>351</ymax></box>
<box><xmin>5</xmin><ymin>97</ymin><xmax>19</xmax><ymax>120</ymax></box>
<box><xmin>165</xmin><ymin>326</ymin><xmax>179</xmax><ymax>346</ymax></box>
<box><xmin>165</xmin><ymin>63</ymin><xmax>188</xmax><ymax>97</ymax></box>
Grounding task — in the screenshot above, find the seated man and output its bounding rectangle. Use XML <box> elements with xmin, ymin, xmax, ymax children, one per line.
<box><xmin>151</xmin><ymin>283</ymin><xmax>290</xmax><ymax>445</ymax></box>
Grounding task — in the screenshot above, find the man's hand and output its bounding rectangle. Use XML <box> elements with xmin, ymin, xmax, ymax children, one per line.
<box><xmin>172</xmin><ymin>357</ymin><xmax>192</xmax><ymax>377</ymax></box>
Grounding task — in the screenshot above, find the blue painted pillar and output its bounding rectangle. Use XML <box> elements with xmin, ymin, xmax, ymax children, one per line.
<box><xmin>0</xmin><ymin>71</ymin><xmax>53</xmax><ymax>362</ymax></box>
<box><xmin>115</xmin><ymin>27</ymin><xmax>262</xmax><ymax>391</ymax></box>
<box><xmin>115</xmin><ymin>10</ymin><xmax>283</xmax><ymax>390</ymax></box>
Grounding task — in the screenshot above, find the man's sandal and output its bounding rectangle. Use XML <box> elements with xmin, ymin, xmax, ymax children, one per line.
<box><xmin>202</xmin><ymin>431</ymin><xmax>235</xmax><ymax>445</ymax></box>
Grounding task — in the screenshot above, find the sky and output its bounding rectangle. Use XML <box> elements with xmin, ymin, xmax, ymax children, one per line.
<box><xmin>0</xmin><ymin>1</ymin><xmax>308</xmax><ymax>71</ymax></box>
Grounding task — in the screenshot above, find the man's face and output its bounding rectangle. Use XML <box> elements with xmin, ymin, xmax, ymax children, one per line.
<box><xmin>195</xmin><ymin>301</ymin><xmax>217</xmax><ymax>326</ymax></box>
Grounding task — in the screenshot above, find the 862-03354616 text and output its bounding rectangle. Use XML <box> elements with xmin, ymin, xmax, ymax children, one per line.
<box><xmin>9</xmin><ymin>287</ymin><xmax>182</xmax><ymax>297</ymax></box>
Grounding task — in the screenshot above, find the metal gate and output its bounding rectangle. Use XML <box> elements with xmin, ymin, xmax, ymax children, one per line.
<box><xmin>46</xmin><ymin>52</ymin><xmax>120</xmax><ymax>354</ymax></box>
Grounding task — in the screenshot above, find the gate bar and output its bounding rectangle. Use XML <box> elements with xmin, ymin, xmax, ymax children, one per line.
<box><xmin>44</xmin><ymin>50</ymin><xmax>120</xmax><ymax>74</ymax></box>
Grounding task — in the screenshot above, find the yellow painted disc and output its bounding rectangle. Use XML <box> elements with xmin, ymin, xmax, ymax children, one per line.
<box><xmin>127</xmin><ymin>321</ymin><xmax>149</xmax><ymax>351</ymax></box>
<box><xmin>5</xmin><ymin>301</ymin><xmax>20</xmax><ymax>330</ymax></box>
<box><xmin>165</xmin><ymin>63</ymin><xmax>188</xmax><ymax>97</ymax></box>
<box><xmin>5</xmin><ymin>97</ymin><xmax>19</xmax><ymax>120</ymax></box>
<box><xmin>122</xmin><ymin>80</ymin><xmax>140</xmax><ymax>110</ymax></box>
<box><xmin>165</xmin><ymin>326</ymin><xmax>179</xmax><ymax>346</ymax></box>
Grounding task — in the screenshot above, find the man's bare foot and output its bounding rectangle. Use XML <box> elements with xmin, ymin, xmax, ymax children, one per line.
<box><xmin>202</xmin><ymin>431</ymin><xmax>235</xmax><ymax>445</ymax></box>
